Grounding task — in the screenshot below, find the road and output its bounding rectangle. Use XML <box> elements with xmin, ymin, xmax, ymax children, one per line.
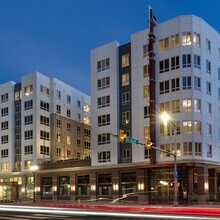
<box><xmin>0</xmin><ymin>205</ymin><xmax>219</xmax><ymax>220</ymax></box>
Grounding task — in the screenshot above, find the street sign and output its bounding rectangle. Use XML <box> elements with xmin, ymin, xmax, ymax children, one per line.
<box><xmin>125</xmin><ymin>136</ymin><xmax>139</xmax><ymax>144</ymax></box>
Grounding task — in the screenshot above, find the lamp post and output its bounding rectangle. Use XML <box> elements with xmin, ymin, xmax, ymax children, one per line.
<box><xmin>30</xmin><ymin>164</ymin><xmax>39</xmax><ymax>203</ymax></box>
<box><xmin>161</xmin><ymin>112</ymin><xmax>178</xmax><ymax>206</ymax></box>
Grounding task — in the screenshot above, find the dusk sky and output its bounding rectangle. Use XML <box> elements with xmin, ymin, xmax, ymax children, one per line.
<box><xmin>1</xmin><ymin>0</ymin><xmax>220</xmax><ymax>95</ymax></box>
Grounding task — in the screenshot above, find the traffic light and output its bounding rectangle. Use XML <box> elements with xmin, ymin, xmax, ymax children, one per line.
<box><xmin>145</xmin><ymin>137</ymin><xmax>153</xmax><ymax>149</ymax></box>
<box><xmin>119</xmin><ymin>129</ymin><xmax>126</xmax><ymax>143</ymax></box>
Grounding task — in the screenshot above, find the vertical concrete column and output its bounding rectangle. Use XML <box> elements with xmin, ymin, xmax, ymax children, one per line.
<box><xmin>52</xmin><ymin>174</ymin><xmax>58</xmax><ymax>201</ymax></box>
<box><xmin>187</xmin><ymin>167</ymin><xmax>194</xmax><ymax>203</ymax></box>
<box><xmin>112</xmin><ymin>170</ymin><xmax>119</xmax><ymax>200</ymax></box>
<box><xmin>209</xmin><ymin>169</ymin><xmax>217</xmax><ymax>200</ymax></box>
<box><xmin>197</xmin><ymin>165</ymin><xmax>209</xmax><ymax>202</ymax></box>
<box><xmin>90</xmin><ymin>172</ymin><xmax>97</xmax><ymax>200</ymax></box>
<box><xmin>70</xmin><ymin>172</ymin><xmax>76</xmax><ymax>201</ymax></box>
<box><xmin>136</xmin><ymin>169</ymin><xmax>145</xmax><ymax>202</ymax></box>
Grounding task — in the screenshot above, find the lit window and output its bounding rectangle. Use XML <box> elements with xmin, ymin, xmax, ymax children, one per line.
<box><xmin>194</xmin><ymin>121</ymin><xmax>201</xmax><ymax>135</ymax></box>
<box><xmin>171</xmin><ymin>34</ymin><xmax>179</xmax><ymax>48</ymax></box>
<box><xmin>193</xmin><ymin>33</ymin><xmax>200</xmax><ymax>47</ymax></box>
<box><xmin>182</xmin><ymin>32</ymin><xmax>191</xmax><ymax>46</ymax></box>
<box><xmin>122</xmin><ymin>111</ymin><xmax>130</xmax><ymax>124</ymax></box>
<box><xmin>122</xmin><ymin>54</ymin><xmax>129</xmax><ymax>67</ymax></box>
<box><xmin>182</xmin><ymin>99</ymin><xmax>192</xmax><ymax>112</ymax></box>
<box><xmin>159</xmin><ymin>37</ymin><xmax>169</xmax><ymax>52</ymax></box>
<box><xmin>84</xmin><ymin>104</ymin><xmax>90</xmax><ymax>112</ymax></box>
<box><xmin>84</xmin><ymin>117</ymin><xmax>91</xmax><ymax>125</ymax></box>
<box><xmin>143</xmin><ymin>65</ymin><xmax>149</xmax><ymax>78</ymax></box>
<box><xmin>143</xmin><ymin>85</ymin><xmax>150</xmax><ymax>98</ymax></box>
<box><xmin>171</xmin><ymin>99</ymin><xmax>180</xmax><ymax>113</ymax></box>
<box><xmin>183</xmin><ymin>121</ymin><xmax>192</xmax><ymax>134</ymax></box>
<box><xmin>143</xmin><ymin>44</ymin><xmax>148</xmax><ymax>57</ymax></box>
<box><xmin>122</xmin><ymin>73</ymin><xmax>129</xmax><ymax>86</ymax></box>
<box><xmin>67</xmin><ymin>135</ymin><xmax>71</xmax><ymax>145</ymax></box>
<box><xmin>183</xmin><ymin>142</ymin><xmax>192</xmax><ymax>155</ymax></box>
<box><xmin>194</xmin><ymin>99</ymin><xmax>201</xmax><ymax>113</ymax></box>
<box><xmin>24</xmin><ymin>85</ymin><xmax>33</xmax><ymax>96</ymax></box>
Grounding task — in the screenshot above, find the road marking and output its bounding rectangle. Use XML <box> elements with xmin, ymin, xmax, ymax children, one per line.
<box><xmin>0</xmin><ymin>216</ymin><xmax>30</xmax><ymax>220</ymax></box>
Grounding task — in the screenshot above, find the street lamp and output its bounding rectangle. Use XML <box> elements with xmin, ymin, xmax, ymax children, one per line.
<box><xmin>161</xmin><ymin>112</ymin><xmax>178</xmax><ymax>206</ymax></box>
<box><xmin>30</xmin><ymin>164</ymin><xmax>39</xmax><ymax>203</ymax></box>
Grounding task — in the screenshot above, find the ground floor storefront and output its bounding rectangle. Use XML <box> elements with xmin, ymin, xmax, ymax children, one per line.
<box><xmin>0</xmin><ymin>161</ymin><xmax>220</xmax><ymax>204</ymax></box>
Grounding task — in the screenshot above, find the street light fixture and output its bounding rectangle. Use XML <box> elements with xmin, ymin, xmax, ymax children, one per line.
<box><xmin>161</xmin><ymin>112</ymin><xmax>178</xmax><ymax>206</ymax></box>
<box><xmin>30</xmin><ymin>164</ymin><xmax>39</xmax><ymax>203</ymax></box>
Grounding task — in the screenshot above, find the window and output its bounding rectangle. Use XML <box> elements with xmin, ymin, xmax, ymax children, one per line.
<box><xmin>24</xmin><ymin>115</ymin><xmax>33</xmax><ymax>125</ymax></box>
<box><xmin>143</xmin><ymin>65</ymin><xmax>149</xmax><ymax>78</ymax></box>
<box><xmin>97</xmin><ymin>95</ymin><xmax>110</xmax><ymax>108</ymax></box>
<box><xmin>64</xmin><ymin>123</ymin><xmax>70</xmax><ymax>132</ymax></box>
<box><xmin>84</xmin><ymin>129</ymin><xmax>91</xmax><ymax>137</ymax></box>
<box><xmin>143</xmin><ymin>85</ymin><xmax>150</xmax><ymax>98</ymax></box>
<box><xmin>97</xmin><ymin>58</ymin><xmax>110</xmax><ymax>72</ymax></box>
<box><xmin>123</xmin><ymin>149</ymin><xmax>130</xmax><ymax>161</ymax></box>
<box><xmin>40</xmin><ymin>130</ymin><xmax>49</xmax><ymax>141</ymax></box>
<box><xmin>15</xmin><ymin>119</ymin><xmax>21</xmax><ymax>128</ymax></box>
<box><xmin>194</xmin><ymin>121</ymin><xmax>201</xmax><ymax>135</ymax></box>
<box><xmin>218</xmin><ymin>88</ymin><xmax>220</xmax><ymax>100</ymax></box>
<box><xmin>1</xmin><ymin>162</ymin><xmax>9</xmax><ymax>171</ymax></box>
<box><xmin>160</xmin><ymin>102</ymin><xmax>170</xmax><ymax>113</ymax></box>
<box><xmin>144</xmin><ymin>106</ymin><xmax>149</xmax><ymax>118</ymax></box>
<box><xmin>24</xmin><ymin>100</ymin><xmax>33</xmax><ymax>110</ymax></box>
<box><xmin>193</xmin><ymin>33</ymin><xmax>200</xmax><ymax>47</ymax></box>
<box><xmin>195</xmin><ymin>142</ymin><xmax>202</xmax><ymax>156</ymax></box>
<box><xmin>182</xmin><ymin>99</ymin><xmax>192</xmax><ymax>112</ymax></box>
<box><xmin>122</xmin><ymin>111</ymin><xmax>130</xmax><ymax>124</ymax></box>
<box><xmin>207</xmin><ymin>144</ymin><xmax>212</xmax><ymax>157</ymax></box>
<box><xmin>171</xmin><ymin>34</ymin><xmax>179</xmax><ymax>48</ymax></box>
<box><xmin>1</xmin><ymin>121</ymin><xmax>8</xmax><ymax>130</ymax></box>
<box><xmin>77</xmin><ymin>126</ymin><xmax>81</xmax><ymax>134</ymax></box>
<box><xmin>160</xmin><ymin>144</ymin><xmax>171</xmax><ymax>157</ymax></box>
<box><xmin>122</xmin><ymin>92</ymin><xmax>130</xmax><ymax>105</ymax></box>
<box><xmin>77</xmin><ymin>139</ymin><xmax>81</xmax><ymax>147</ymax></box>
<box><xmin>24</xmin><ymin>130</ymin><xmax>33</xmax><ymax>140</ymax></box>
<box><xmin>160</xmin><ymin>80</ymin><xmax>169</xmax><ymax>94</ymax></box>
<box><xmin>98</xmin><ymin>114</ymin><xmax>110</xmax><ymax>126</ymax></box>
<box><xmin>171</xmin><ymin>56</ymin><xmax>179</xmax><ymax>70</ymax></box>
<box><xmin>1</xmin><ymin>149</ymin><xmax>8</xmax><ymax>158</ymax></box>
<box><xmin>194</xmin><ymin>99</ymin><xmax>201</xmax><ymax>113</ymax></box>
<box><xmin>25</xmin><ymin>145</ymin><xmax>33</xmax><ymax>155</ymax></box>
<box><xmin>171</xmin><ymin>99</ymin><xmax>180</xmax><ymax>113</ymax></box>
<box><xmin>206</xmin><ymin>102</ymin><xmax>212</xmax><ymax>116</ymax></box>
<box><xmin>40</xmin><ymin>115</ymin><xmax>49</xmax><ymax>126</ymax></box>
<box><xmin>122</xmin><ymin>54</ymin><xmax>129</xmax><ymax>67</ymax></box>
<box><xmin>206</xmin><ymin>60</ymin><xmax>211</xmax><ymax>74</ymax></box>
<box><xmin>194</xmin><ymin>55</ymin><xmax>201</xmax><ymax>69</ymax></box>
<box><xmin>15</xmin><ymin>91</ymin><xmax>22</xmax><ymax>100</ymax></box>
<box><xmin>98</xmin><ymin>133</ymin><xmax>110</xmax><ymax>145</ymax></box>
<box><xmin>206</xmin><ymin>39</ymin><xmax>211</xmax><ymax>53</ymax></box>
<box><xmin>67</xmin><ymin>95</ymin><xmax>71</xmax><ymax>104</ymax></box>
<box><xmin>182</xmin><ymin>76</ymin><xmax>191</xmax><ymax>90</ymax></box>
<box><xmin>183</xmin><ymin>121</ymin><xmax>192</xmax><ymax>134</ymax></box>
<box><xmin>40</xmin><ymin>100</ymin><xmax>49</xmax><ymax>111</ymax></box>
<box><xmin>40</xmin><ymin>85</ymin><xmax>49</xmax><ymax>96</ymax></box>
<box><xmin>56</xmin><ymin>105</ymin><xmax>61</xmax><ymax>114</ymax></box>
<box><xmin>98</xmin><ymin>151</ymin><xmax>111</xmax><ymax>163</ymax></box>
<box><xmin>24</xmin><ymin>85</ymin><xmax>33</xmax><ymax>96</ymax></box>
<box><xmin>56</xmin><ymin>148</ymin><xmax>61</xmax><ymax>156</ymax></box>
<box><xmin>194</xmin><ymin>76</ymin><xmax>201</xmax><ymax>91</ymax></box>
<box><xmin>206</xmin><ymin>81</ymin><xmax>211</xmax><ymax>95</ymax></box>
<box><xmin>159</xmin><ymin>59</ymin><xmax>169</xmax><ymax>73</ymax></box>
<box><xmin>59</xmin><ymin>176</ymin><xmax>70</xmax><ymax>196</ymax></box>
<box><xmin>67</xmin><ymin>109</ymin><xmax>71</xmax><ymax>118</ymax></box>
<box><xmin>40</xmin><ymin>145</ymin><xmax>49</xmax><ymax>155</ymax></box>
<box><xmin>84</xmin><ymin>141</ymin><xmax>91</xmax><ymax>149</ymax></box>
<box><xmin>182</xmin><ymin>54</ymin><xmax>191</xmax><ymax>68</ymax></box>
<box><xmin>15</xmin><ymin>133</ymin><xmax>21</xmax><ymax>142</ymax></box>
<box><xmin>159</xmin><ymin>37</ymin><xmax>169</xmax><ymax>52</ymax></box>
<box><xmin>56</xmin><ymin>119</ymin><xmax>61</xmax><ymax>128</ymax></box>
<box><xmin>84</xmin><ymin>116</ymin><xmax>90</xmax><ymax>125</ymax></box>
<box><xmin>57</xmin><ymin>90</ymin><xmax>61</xmax><ymax>100</ymax></box>
<box><xmin>1</xmin><ymin>93</ymin><xmax>8</xmax><ymax>103</ymax></box>
<box><xmin>182</xmin><ymin>32</ymin><xmax>191</xmax><ymax>46</ymax></box>
<box><xmin>171</xmin><ymin>78</ymin><xmax>180</xmax><ymax>92</ymax></box>
<box><xmin>143</xmin><ymin>44</ymin><xmax>148</xmax><ymax>57</ymax></box>
<box><xmin>1</xmin><ymin>107</ymin><xmax>8</xmax><ymax>117</ymax></box>
<box><xmin>77</xmin><ymin>100</ymin><xmax>81</xmax><ymax>108</ymax></box>
<box><xmin>97</xmin><ymin>77</ymin><xmax>110</xmax><ymax>90</ymax></box>
<box><xmin>84</xmin><ymin>104</ymin><xmax>90</xmax><ymax>113</ymax></box>
<box><xmin>122</xmin><ymin>73</ymin><xmax>129</xmax><ymax>86</ymax></box>
<box><xmin>56</xmin><ymin>133</ymin><xmax>61</xmax><ymax>142</ymax></box>
<box><xmin>207</xmin><ymin>123</ymin><xmax>212</xmax><ymax>137</ymax></box>
<box><xmin>15</xmin><ymin>105</ymin><xmax>20</xmax><ymax>114</ymax></box>
<box><xmin>183</xmin><ymin>142</ymin><xmax>192</xmax><ymax>155</ymax></box>
<box><xmin>218</xmin><ymin>68</ymin><xmax>220</xmax><ymax>80</ymax></box>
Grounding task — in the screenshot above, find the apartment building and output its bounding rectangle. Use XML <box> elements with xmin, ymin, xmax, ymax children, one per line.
<box><xmin>0</xmin><ymin>72</ymin><xmax>91</xmax><ymax>201</ymax></box>
<box><xmin>90</xmin><ymin>12</ymin><xmax>220</xmax><ymax>203</ymax></box>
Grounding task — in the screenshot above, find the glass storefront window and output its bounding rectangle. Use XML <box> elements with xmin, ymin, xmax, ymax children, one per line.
<box><xmin>77</xmin><ymin>175</ymin><xmax>90</xmax><ymax>195</ymax></box>
<box><xmin>59</xmin><ymin>176</ymin><xmax>70</xmax><ymax>196</ymax></box>
<box><xmin>121</xmin><ymin>172</ymin><xmax>136</xmax><ymax>195</ymax></box>
<box><xmin>98</xmin><ymin>174</ymin><xmax>112</xmax><ymax>195</ymax></box>
<box><xmin>42</xmin><ymin>177</ymin><xmax>52</xmax><ymax>197</ymax></box>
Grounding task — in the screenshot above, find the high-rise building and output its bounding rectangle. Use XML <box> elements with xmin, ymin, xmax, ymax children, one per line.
<box><xmin>91</xmin><ymin>12</ymin><xmax>220</xmax><ymax>202</ymax></box>
<box><xmin>0</xmin><ymin>71</ymin><xmax>91</xmax><ymax>200</ymax></box>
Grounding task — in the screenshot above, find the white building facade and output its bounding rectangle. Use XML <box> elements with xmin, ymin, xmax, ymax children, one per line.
<box><xmin>90</xmin><ymin>13</ymin><xmax>220</xmax><ymax>203</ymax></box>
<box><xmin>0</xmin><ymin>72</ymin><xmax>91</xmax><ymax>201</ymax></box>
